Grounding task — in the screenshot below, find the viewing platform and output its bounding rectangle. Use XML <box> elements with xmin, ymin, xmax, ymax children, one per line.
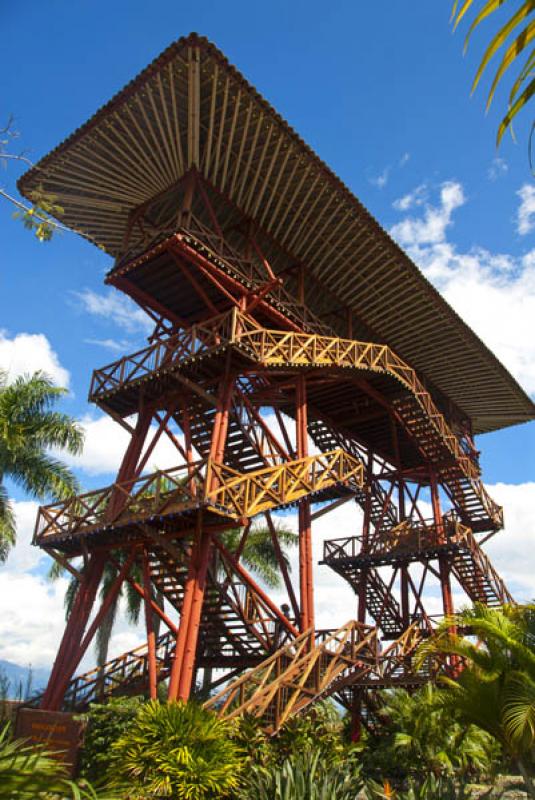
<box><xmin>89</xmin><ymin>309</ymin><xmax>502</xmax><ymax>533</ymax></box>
<box><xmin>34</xmin><ymin>448</ymin><xmax>364</xmax><ymax>552</ymax></box>
<box><xmin>322</xmin><ymin>517</ymin><xmax>513</xmax><ymax>608</ymax></box>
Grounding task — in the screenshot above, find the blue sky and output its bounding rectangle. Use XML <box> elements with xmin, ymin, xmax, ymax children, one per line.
<box><xmin>1</xmin><ymin>1</ymin><xmax>534</xmax><ymax>667</ymax></box>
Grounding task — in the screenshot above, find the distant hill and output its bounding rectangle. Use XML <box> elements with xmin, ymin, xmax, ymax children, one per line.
<box><xmin>0</xmin><ymin>659</ymin><xmax>50</xmax><ymax>699</ymax></box>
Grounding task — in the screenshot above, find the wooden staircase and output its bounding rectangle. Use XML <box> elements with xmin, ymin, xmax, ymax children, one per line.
<box><xmin>148</xmin><ymin>542</ymin><xmax>281</xmax><ymax>666</ymax></box>
<box><xmin>308</xmin><ymin>418</ymin><xmax>398</xmax><ymax>529</ymax></box>
<box><xmin>205</xmin><ymin>621</ymin><xmax>440</xmax><ymax>734</ymax></box>
<box><xmin>204</xmin><ymin>622</ymin><xmax>379</xmax><ymax>733</ymax></box>
<box><xmin>450</xmin><ymin>528</ymin><xmax>513</xmax><ymax>606</ymax></box>
<box><xmin>322</xmin><ymin>518</ymin><xmax>513</xmax><ymax>620</ymax></box>
<box><xmin>392</xmin><ymin>399</ymin><xmax>502</xmax><ymax>533</ymax></box>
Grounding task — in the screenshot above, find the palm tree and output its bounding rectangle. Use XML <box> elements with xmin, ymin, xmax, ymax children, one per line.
<box><xmin>221</xmin><ymin>522</ymin><xmax>298</xmax><ymax>590</ymax></box>
<box><xmin>452</xmin><ymin>0</ymin><xmax>535</xmax><ymax>147</ymax></box>
<box><xmin>53</xmin><ymin>520</ymin><xmax>298</xmax><ymax>679</ymax></box>
<box><xmin>369</xmin><ymin>683</ymin><xmax>496</xmax><ymax>786</ymax></box>
<box><xmin>420</xmin><ymin>603</ymin><xmax>535</xmax><ymax>797</ymax></box>
<box><xmin>0</xmin><ymin>371</ymin><xmax>83</xmax><ymax>562</ymax></box>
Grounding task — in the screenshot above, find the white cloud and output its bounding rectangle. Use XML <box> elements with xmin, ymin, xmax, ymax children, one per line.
<box><xmin>516</xmin><ymin>184</ymin><xmax>535</xmax><ymax>235</ymax></box>
<box><xmin>0</xmin><ymin>572</ymin><xmax>70</xmax><ymax>668</ymax></box>
<box><xmin>63</xmin><ymin>413</ymin><xmax>186</xmax><ymax>476</ymax></box>
<box><xmin>390</xmin><ymin>181</ymin><xmax>535</xmax><ymax>394</ymax></box>
<box><xmin>84</xmin><ymin>338</ymin><xmax>132</xmax><ymax>353</ymax></box>
<box><xmin>484</xmin><ymin>482</ymin><xmax>535</xmax><ymax>601</ymax></box>
<box><xmin>393</xmin><ymin>183</ymin><xmax>428</xmax><ymax>212</ymax></box>
<box><xmin>7</xmin><ymin>501</ymin><xmax>44</xmax><ymax>573</ymax></box>
<box><xmin>0</xmin><ymin>500</ymin><xmax>67</xmax><ymax>668</ymax></box>
<box><xmin>487</xmin><ymin>157</ymin><xmax>508</xmax><ymax>182</ymax></box>
<box><xmin>0</xmin><ymin>331</ymin><xmax>70</xmax><ymax>387</ymax></box>
<box><xmin>399</xmin><ymin>152</ymin><xmax>410</xmax><ymax>168</ymax></box>
<box><xmin>390</xmin><ymin>181</ymin><xmax>465</xmax><ymax>246</ymax></box>
<box><xmin>73</xmin><ymin>288</ymin><xmax>152</xmax><ymax>334</ymax></box>
<box><xmin>369</xmin><ymin>167</ymin><xmax>390</xmax><ymax>189</ymax></box>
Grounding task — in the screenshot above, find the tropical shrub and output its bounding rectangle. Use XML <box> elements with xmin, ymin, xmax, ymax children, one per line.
<box><xmin>270</xmin><ymin>700</ymin><xmax>350</xmax><ymax>766</ymax></box>
<box><xmin>375</xmin><ymin>684</ymin><xmax>496</xmax><ymax>782</ymax></box>
<box><xmin>365</xmin><ymin>774</ymin><xmax>475</xmax><ymax>799</ymax></box>
<box><xmin>241</xmin><ymin>748</ymin><xmax>363</xmax><ymax>800</ymax></box>
<box><xmin>109</xmin><ymin>699</ymin><xmax>243</xmax><ymax>799</ymax></box>
<box><xmin>232</xmin><ymin>713</ymin><xmax>272</xmax><ymax>774</ymax></box>
<box><xmin>78</xmin><ymin>695</ymin><xmax>144</xmax><ymax>784</ymax></box>
<box><xmin>420</xmin><ymin>603</ymin><xmax>535</xmax><ymax>797</ymax></box>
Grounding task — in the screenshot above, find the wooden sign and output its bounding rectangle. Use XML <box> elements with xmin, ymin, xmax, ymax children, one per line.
<box><xmin>15</xmin><ymin>708</ymin><xmax>85</xmax><ymax>776</ymax></box>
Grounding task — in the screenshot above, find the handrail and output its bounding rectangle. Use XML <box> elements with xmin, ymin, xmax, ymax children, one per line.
<box><xmin>91</xmin><ymin>310</ymin><xmax>479</xmax><ymax>483</ymax></box>
<box><xmin>88</xmin><ymin>309</ymin><xmax>502</xmax><ymax>531</ymax></box>
<box><xmin>34</xmin><ymin>449</ymin><xmax>365</xmax><ymax>544</ymax></box>
<box><xmin>322</xmin><ymin>516</ymin><xmax>472</xmax><ymax>563</ymax></box>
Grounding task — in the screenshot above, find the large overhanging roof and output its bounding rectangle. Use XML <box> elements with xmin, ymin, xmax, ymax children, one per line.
<box><xmin>18</xmin><ymin>33</ymin><xmax>535</xmax><ymax>435</ymax></box>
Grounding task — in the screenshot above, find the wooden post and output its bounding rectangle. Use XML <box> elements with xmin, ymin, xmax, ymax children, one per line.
<box><xmin>143</xmin><ymin>550</ymin><xmax>158</xmax><ymax>700</ymax></box>
<box><xmin>296</xmin><ymin>375</ymin><xmax>314</xmax><ymax>632</ymax></box>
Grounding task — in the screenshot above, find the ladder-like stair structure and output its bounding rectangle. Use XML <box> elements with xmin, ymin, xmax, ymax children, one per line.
<box><xmin>392</xmin><ymin>399</ymin><xmax>502</xmax><ymax>533</ymax></box>
<box><xmin>308</xmin><ymin>418</ymin><xmax>398</xmax><ymax>529</ymax></box>
<box><xmin>450</xmin><ymin>528</ymin><xmax>513</xmax><ymax>606</ymax></box>
<box><xmin>148</xmin><ymin>542</ymin><xmax>282</xmax><ymax>666</ymax></box>
<box><xmin>205</xmin><ymin>621</ymin><xmax>440</xmax><ymax>734</ymax></box>
<box><xmin>90</xmin><ymin>310</ymin><xmax>502</xmax><ymax>535</ymax></box>
<box><xmin>322</xmin><ymin>517</ymin><xmax>513</xmax><ymax>617</ymax></box>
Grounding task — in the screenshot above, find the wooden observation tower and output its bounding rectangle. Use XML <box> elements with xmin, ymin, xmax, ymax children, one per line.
<box><xmin>19</xmin><ymin>34</ymin><xmax>535</xmax><ymax>730</ymax></box>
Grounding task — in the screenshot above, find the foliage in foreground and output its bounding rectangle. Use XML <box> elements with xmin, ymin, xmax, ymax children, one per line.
<box><xmin>241</xmin><ymin>748</ymin><xmax>363</xmax><ymax>800</ymax></box>
<box><xmin>361</xmin><ymin>683</ymin><xmax>498</xmax><ymax>785</ymax></box>
<box><xmin>108</xmin><ymin>699</ymin><xmax>243</xmax><ymax>799</ymax></box>
<box><xmin>77</xmin><ymin>696</ymin><xmax>144</xmax><ymax>784</ymax></box>
<box><xmin>452</xmin><ymin>0</ymin><xmax>535</xmax><ymax>147</ymax></box>
<box><xmin>0</xmin><ymin>721</ymin><xmax>114</xmax><ymax>799</ymax></box>
<box><xmin>420</xmin><ymin>603</ymin><xmax>535</xmax><ymax>797</ymax></box>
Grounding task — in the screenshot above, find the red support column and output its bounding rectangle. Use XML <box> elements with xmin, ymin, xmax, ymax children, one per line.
<box><xmin>143</xmin><ymin>550</ymin><xmax>158</xmax><ymax>700</ymax></box>
<box><xmin>177</xmin><ymin>527</ymin><xmax>212</xmax><ymax>699</ymax></box>
<box><xmin>296</xmin><ymin>375</ymin><xmax>314</xmax><ymax>632</ymax></box>
<box><xmin>358</xmin><ymin>454</ymin><xmax>373</xmax><ymax>625</ymax></box>
<box><xmin>398</xmin><ymin>478</ymin><xmax>410</xmax><ymax>628</ymax></box>
<box><xmin>107</xmin><ymin>405</ymin><xmax>153</xmax><ymax>519</ymax></box>
<box><xmin>168</xmin><ymin>373</ymin><xmax>235</xmax><ymax>701</ymax></box>
<box><xmin>430</xmin><ymin>470</ymin><xmax>455</xmax><ymax>620</ymax></box>
<box><xmin>167</xmin><ymin>515</ymin><xmax>212</xmax><ymax>701</ymax></box>
<box><xmin>40</xmin><ymin>553</ymin><xmax>106</xmax><ymax>710</ymax></box>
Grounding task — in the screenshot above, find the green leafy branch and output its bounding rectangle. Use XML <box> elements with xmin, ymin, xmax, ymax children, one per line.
<box><xmin>1</xmin><ymin>116</ymin><xmax>68</xmax><ymax>242</ymax></box>
<box><xmin>452</xmin><ymin>0</ymin><xmax>535</xmax><ymax>147</ymax></box>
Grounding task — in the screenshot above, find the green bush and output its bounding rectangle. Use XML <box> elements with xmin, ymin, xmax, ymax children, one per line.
<box><xmin>241</xmin><ymin>748</ymin><xmax>363</xmax><ymax>799</ymax></box>
<box><xmin>109</xmin><ymin>699</ymin><xmax>243</xmax><ymax>799</ymax></box>
<box><xmin>358</xmin><ymin>685</ymin><xmax>498</xmax><ymax>785</ymax></box>
<box><xmin>270</xmin><ymin>700</ymin><xmax>350</xmax><ymax>766</ymax></box>
<box><xmin>78</xmin><ymin>695</ymin><xmax>144</xmax><ymax>783</ymax></box>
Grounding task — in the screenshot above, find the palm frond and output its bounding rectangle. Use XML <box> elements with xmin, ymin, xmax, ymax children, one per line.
<box><xmin>471</xmin><ymin>0</ymin><xmax>535</xmax><ymax>93</ymax></box>
<box><xmin>498</xmin><ymin>75</ymin><xmax>535</xmax><ymax>142</ymax></box>
<box><xmin>503</xmin><ymin>671</ymin><xmax>535</xmax><ymax>750</ymax></box>
<box><xmin>8</xmin><ymin>449</ymin><xmax>80</xmax><ymax>500</ymax></box>
<box><xmin>487</xmin><ymin>19</ymin><xmax>535</xmax><ymax>108</ymax></box>
<box><xmin>0</xmin><ymin>484</ymin><xmax>16</xmax><ymax>562</ymax></box>
<box><xmin>452</xmin><ymin>0</ymin><xmax>535</xmax><ymax>147</ymax></box>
